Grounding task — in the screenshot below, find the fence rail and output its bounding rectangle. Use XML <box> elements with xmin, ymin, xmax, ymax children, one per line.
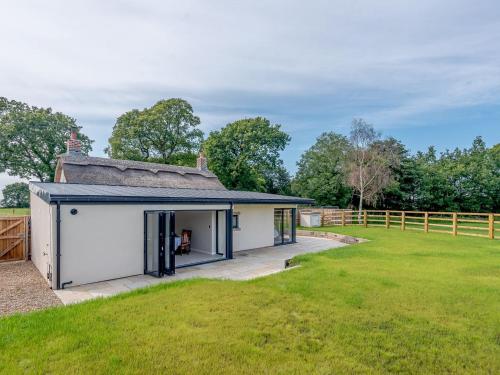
<box><xmin>298</xmin><ymin>208</ymin><xmax>499</xmax><ymax>240</ymax></box>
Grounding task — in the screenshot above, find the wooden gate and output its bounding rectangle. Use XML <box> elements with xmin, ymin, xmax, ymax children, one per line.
<box><xmin>0</xmin><ymin>216</ymin><xmax>30</xmax><ymax>262</ymax></box>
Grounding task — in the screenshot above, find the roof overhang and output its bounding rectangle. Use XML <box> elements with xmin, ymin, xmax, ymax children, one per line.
<box><xmin>29</xmin><ymin>182</ymin><xmax>315</xmax><ymax>206</ymax></box>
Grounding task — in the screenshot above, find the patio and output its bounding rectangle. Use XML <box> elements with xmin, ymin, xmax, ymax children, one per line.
<box><xmin>54</xmin><ymin>236</ymin><xmax>346</xmax><ymax>304</ymax></box>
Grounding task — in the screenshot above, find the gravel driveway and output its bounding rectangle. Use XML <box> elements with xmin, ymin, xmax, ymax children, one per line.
<box><xmin>0</xmin><ymin>261</ymin><xmax>61</xmax><ymax>316</ymax></box>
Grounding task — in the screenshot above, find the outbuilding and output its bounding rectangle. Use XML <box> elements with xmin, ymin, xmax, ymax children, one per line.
<box><xmin>30</xmin><ymin>132</ymin><xmax>312</xmax><ymax>289</ymax></box>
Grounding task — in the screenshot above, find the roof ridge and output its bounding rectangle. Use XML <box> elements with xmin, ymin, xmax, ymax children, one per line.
<box><xmin>59</xmin><ymin>155</ymin><xmax>217</xmax><ymax>177</ymax></box>
<box><xmin>32</xmin><ymin>181</ymin><xmax>232</xmax><ymax>192</ymax></box>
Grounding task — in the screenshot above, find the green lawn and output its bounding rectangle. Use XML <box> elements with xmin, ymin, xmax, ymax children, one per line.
<box><xmin>1</xmin><ymin>228</ymin><xmax>499</xmax><ymax>374</ymax></box>
<box><xmin>0</xmin><ymin>207</ymin><xmax>30</xmax><ymax>216</ymax></box>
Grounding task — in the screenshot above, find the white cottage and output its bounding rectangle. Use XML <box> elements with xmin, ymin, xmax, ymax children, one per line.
<box><xmin>30</xmin><ymin>132</ymin><xmax>312</xmax><ymax>289</ymax></box>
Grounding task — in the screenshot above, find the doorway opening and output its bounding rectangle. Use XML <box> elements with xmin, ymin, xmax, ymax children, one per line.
<box><xmin>144</xmin><ymin>209</ymin><xmax>231</xmax><ymax>276</ymax></box>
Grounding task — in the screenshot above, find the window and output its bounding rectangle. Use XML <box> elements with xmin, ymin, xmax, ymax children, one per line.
<box><xmin>232</xmin><ymin>214</ymin><xmax>240</xmax><ymax>229</ymax></box>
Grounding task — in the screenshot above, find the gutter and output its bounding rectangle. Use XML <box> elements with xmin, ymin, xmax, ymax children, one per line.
<box><xmin>43</xmin><ymin>196</ymin><xmax>314</xmax><ymax>205</ymax></box>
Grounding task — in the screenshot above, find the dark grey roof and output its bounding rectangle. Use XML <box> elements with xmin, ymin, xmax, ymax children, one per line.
<box><xmin>55</xmin><ymin>156</ymin><xmax>226</xmax><ymax>190</ymax></box>
<box><xmin>30</xmin><ymin>182</ymin><xmax>314</xmax><ymax>205</ymax></box>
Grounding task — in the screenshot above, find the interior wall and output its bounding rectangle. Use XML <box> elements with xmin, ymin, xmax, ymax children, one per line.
<box><xmin>175</xmin><ymin>211</ymin><xmax>215</xmax><ymax>254</ymax></box>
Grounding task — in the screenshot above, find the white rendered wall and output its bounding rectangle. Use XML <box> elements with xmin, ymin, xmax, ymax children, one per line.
<box><xmin>48</xmin><ymin>202</ymin><xmax>295</xmax><ymax>287</ymax></box>
<box><xmin>232</xmin><ymin>204</ymin><xmax>296</xmax><ymax>251</ymax></box>
<box><xmin>29</xmin><ymin>193</ymin><xmax>54</xmax><ymax>287</ymax></box>
<box><xmin>58</xmin><ymin>203</ymin><xmax>228</xmax><ymax>287</ymax></box>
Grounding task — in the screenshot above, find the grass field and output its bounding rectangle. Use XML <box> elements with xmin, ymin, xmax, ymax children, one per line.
<box><xmin>0</xmin><ymin>207</ymin><xmax>30</xmax><ymax>216</ymax></box>
<box><xmin>1</xmin><ymin>228</ymin><xmax>499</xmax><ymax>374</ymax></box>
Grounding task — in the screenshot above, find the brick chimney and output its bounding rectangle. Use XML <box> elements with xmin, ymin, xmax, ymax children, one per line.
<box><xmin>66</xmin><ymin>129</ymin><xmax>82</xmax><ymax>156</ymax></box>
<box><xmin>196</xmin><ymin>152</ymin><xmax>208</xmax><ymax>171</ymax></box>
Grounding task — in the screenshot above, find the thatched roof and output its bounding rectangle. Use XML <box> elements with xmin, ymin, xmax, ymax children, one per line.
<box><xmin>54</xmin><ymin>156</ymin><xmax>227</xmax><ymax>190</ymax></box>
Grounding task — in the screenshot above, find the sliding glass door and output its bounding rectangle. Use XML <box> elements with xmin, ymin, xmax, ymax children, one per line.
<box><xmin>274</xmin><ymin>209</ymin><xmax>283</xmax><ymax>245</ymax></box>
<box><xmin>274</xmin><ymin>208</ymin><xmax>296</xmax><ymax>245</ymax></box>
<box><xmin>144</xmin><ymin>211</ymin><xmax>175</xmax><ymax>277</ymax></box>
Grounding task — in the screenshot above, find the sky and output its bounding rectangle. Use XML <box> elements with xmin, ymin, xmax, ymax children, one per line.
<box><xmin>1</xmin><ymin>0</ymin><xmax>500</xmax><ymax>196</ymax></box>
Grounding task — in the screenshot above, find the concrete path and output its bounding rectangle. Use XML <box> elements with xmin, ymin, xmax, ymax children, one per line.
<box><xmin>54</xmin><ymin>236</ymin><xmax>346</xmax><ymax>305</ymax></box>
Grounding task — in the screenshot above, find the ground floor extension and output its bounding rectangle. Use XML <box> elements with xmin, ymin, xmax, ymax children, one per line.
<box><xmin>54</xmin><ymin>236</ymin><xmax>346</xmax><ymax>304</ymax></box>
<box><xmin>30</xmin><ymin>183</ymin><xmax>312</xmax><ymax>290</ymax></box>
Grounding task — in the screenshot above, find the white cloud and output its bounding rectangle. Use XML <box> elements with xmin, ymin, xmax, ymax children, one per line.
<box><xmin>0</xmin><ymin>0</ymin><xmax>499</xmax><ymax>187</ymax></box>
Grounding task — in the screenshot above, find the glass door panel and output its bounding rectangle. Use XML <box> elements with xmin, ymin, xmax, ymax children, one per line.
<box><xmin>163</xmin><ymin>212</ymin><xmax>174</xmax><ymax>274</ymax></box>
<box><xmin>274</xmin><ymin>208</ymin><xmax>295</xmax><ymax>245</ymax></box>
<box><xmin>145</xmin><ymin>211</ymin><xmax>174</xmax><ymax>277</ymax></box>
<box><xmin>282</xmin><ymin>209</ymin><xmax>292</xmax><ymax>244</ymax></box>
<box><xmin>274</xmin><ymin>209</ymin><xmax>283</xmax><ymax>245</ymax></box>
<box><xmin>145</xmin><ymin>212</ymin><xmax>161</xmax><ymax>276</ymax></box>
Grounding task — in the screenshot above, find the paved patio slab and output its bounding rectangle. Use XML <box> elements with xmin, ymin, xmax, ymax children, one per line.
<box><xmin>54</xmin><ymin>236</ymin><xmax>346</xmax><ymax>305</ymax></box>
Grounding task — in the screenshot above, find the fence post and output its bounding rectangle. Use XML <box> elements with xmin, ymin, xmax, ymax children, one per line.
<box><xmin>489</xmin><ymin>214</ymin><xmax>494</xmax><ymax>240</ymax></box>
<box><xmin>401</xmin><ymin>211</ymin><xmax>405</xmax><ymax>231</ymax></box>
<box><xmin>363</xmin><ymin>210</ymin><xmax>367</xmax><ymax>227</ymax></box>
<box><xmin>385</xmin><ymin>211</ymin><xmax>389</xmax><ymax>229</ymax></box>
<box><xmin>24</xmin><ymin>216</ymin><xmax>29</xmax><ymax>260</ymax></box>
<box><xmin>341</xmin><ymin>210</ymin><xmax>345</xmax><ymax>227</ymax></box>
<box><xmin>452</xmin><ymin>213</ymin><xmax>458</xmax><ymax>236</ymax></box>
<box><xmin>321</xmin><ymin>208</ymin><xmax>325</xmax><ymax>227</ymax></box>
<box><xmin>424</xmin><ymin>212</ymin><xmax>429</xmax><ymax>233</ymax></box>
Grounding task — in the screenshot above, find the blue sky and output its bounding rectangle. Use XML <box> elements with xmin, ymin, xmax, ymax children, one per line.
<box><xmin>1</xmin><ymin>0</ymin><xmax>499</xmax><ymax>193</ymax></box>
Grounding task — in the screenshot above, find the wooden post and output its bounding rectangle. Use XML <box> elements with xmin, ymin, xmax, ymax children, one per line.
<box><xmin>24</xmin><ymin>216</ymin><xmax>29</xmax><ymax>260</ymax></box>
<box><xmin>385</xmin><ymin>211</ymin><xmax>389</xmax><ymax>229</ymax></box>
<box><xmin>341</xmin><ymin>210</ymin><xmax>345</xmax><ymax>227</ymax></box>
<box><xmin>489</xmin><ymin>214</ymin><xmax>495</xmax><ymax>240</ymax></box>
<box><xmin>452</xmin><ymin>213</ymin><xmax>458</xmax><ymax>236</ymax></box>
<box><xmin>363</xmin><ymin>210</ymin><xmax>367</xmax><ymax>227</ymax></box>
<box><xmin>401</xmin><ymin>211</ymin><xmax>405</xmax><ymax>231</ymax></box>
<box><xmin>424</xmin><ymin>212</ymin><xmax>429</xmax><ymax>233</ymax></box>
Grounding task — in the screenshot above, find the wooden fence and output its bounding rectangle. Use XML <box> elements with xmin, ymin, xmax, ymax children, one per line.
<box><xmin>0</xmin><ymin>216</ymin><xmax>30</xmax><ymax>262</ymax></box>
<box><xmin>298</xmin><ymin>209</ymin><xmax>500</xmax><ymax>240</ymax></box>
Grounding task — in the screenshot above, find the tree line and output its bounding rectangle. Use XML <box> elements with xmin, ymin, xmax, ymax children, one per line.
<box><xmin>1</xmin><ymin>96</ymin><xmax>498</xmax><ymax>212</ymax></box>
<box><xmin>293</xmin><ymin>121</ymin><xmax>499</xmax><ymax>213</ymax></box>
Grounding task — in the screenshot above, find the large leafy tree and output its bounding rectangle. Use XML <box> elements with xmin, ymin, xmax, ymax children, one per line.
<box><xmin>292</xmin><ymin>132</ymin><xmax>352</xmax><ymax>206</ymax></box>
<box><xmin>107</xmin><ymin>98</ymin><xmax>203</xmax><ymax>166</ymax></box>
<box><xmin>204</xmin><ymin>117</ymin><xmax>291</xmax><ymax>192</ymax></box>
<box><xmin>0</xmin><ymin>97</ymin><xmax>93</xmax><ymax>182</ymax></box>
<box><xmin>1</xmin><ymin>182</ymin><xmax>30</xmax><ymax>208</ymax></box>
<box><xmin>346</xmin><ymin>119</ymin><xmax>401</xmax><ymax>219</ymax></box>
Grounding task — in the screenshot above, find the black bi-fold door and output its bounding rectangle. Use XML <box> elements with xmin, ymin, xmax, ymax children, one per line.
<box><xmin>144</xmin><ymin>211</ymin><xmax>175</xmax><ymax>277</ymax></box>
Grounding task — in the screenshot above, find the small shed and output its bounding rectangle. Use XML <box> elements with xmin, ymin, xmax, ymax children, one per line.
<box><xmin>300</xmin><ymin>211</ymin><xmax>321</xmax><ymax>227</ymax></box>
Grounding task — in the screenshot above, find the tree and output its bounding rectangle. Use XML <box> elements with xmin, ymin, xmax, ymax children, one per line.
<box><xmin>346</xmin><ymin>119</ymin><xmax>400</xmax><ymax>220</ymax></box>
<box><xmin>0</xmin><ymin>97</ymin><xmax>93</xmax><ymax>182</ymax></box>
<box><xmin>423</xmin><ymin>137</ymin><xmax>500</xmax><ymax>212</ymax></box>
<box><xmin>371</xmin><ymin>138</ymin><xmax>412</xmax><ymax>210</ymax></box>
<box><xmin>292</xmin><ymin>132</ymin><xmax>352</xmax><ymax>207</ymax></box>
<box><xmin>107</xmin><ymin>98</ymin><xmax>204</xmax><ymax>166</ymax></box>
<box><xmin>203</xmin><ymin>117</ymin><xmax>291</xmax><ymax>192</ymax></box>
<box><xmin>1</xmin><ymin>182</ymin><xmax>30</xmax><ymax>208</ymax></box>
<box><xmin>263</xmin><ymin>164</ymin><xmax>292</xmax><ymax>195</ymax></box>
